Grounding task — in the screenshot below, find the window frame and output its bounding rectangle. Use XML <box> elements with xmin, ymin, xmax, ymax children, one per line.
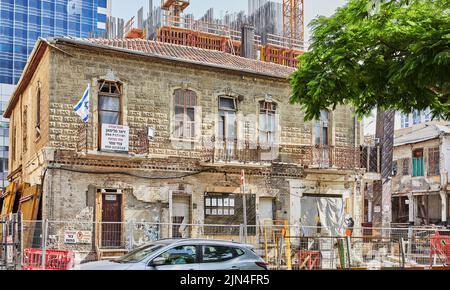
<box><xmin>218</xmin><ymin>96</ymin><xmax>237</xmax><ymax>142</ymax></box>
<box><xmin>314</xmin><ymin>110</ymin><xmax>330</xmax><ymax>146</ymax></box>
<box><xmin>401</xmin><ymin>114</ymin><xmax>410</xmax><ymax>128</ymax></box>
<box><xmin>412</xmin><ymin>110</ymin><xmax>421</xmax><ymax>125</ymax></box>
<box><xmin>98</xmin><ymin>80</ymin><xmax>123</xmax><ymax>150</ymax></box>
<box><xmin>22</xmin><ymin>106</ymin><xmax>27</xmax><ymax>153</ymax></box>
<box><xmin>402</xmin><ymin>158</ymin><xmax>410</xmax><ymax>176</ymax></box>
<box><xmin>173</xmin><ymin>89</ymin><xmax>197</xmax><ymax>140</ymax></box>
<box><xmin>412</xmin><ymin>149</ymin><xmax>424</xmax><ymax>177</ymax></box>
<box><xmin>153</xmin><ymin>245</ymin><xmax>199</xmax><ymax>265</ymax></box>
<box><xmin>392</xmin><ymin>160</ymin><xmax>398</xmax><ymax>176</ymax></box>
<box><xmin>428</xmin><ymin>147</ymin><xmax>440</xmax><ymax>176</ymax></box>
<box><xmin>35</xmin><ymin>86</ymin><xmax>41</xmax><ymax>139</ymax></box>
<box><xmin>258</xmin><ymin>101</ymin><xmax>277</xmax><ymax>147</ymax></box>
<box><xmin>205</xmin><ymin>194</ymin><xmax>236</xmax><ymax>217</ymax></box>
<box><xmin>200</xmin><ymin>245</ymin><xmax>245</xmax><ymax>263</ymax></box>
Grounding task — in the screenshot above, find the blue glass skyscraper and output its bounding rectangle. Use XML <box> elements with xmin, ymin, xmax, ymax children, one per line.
<box><xmin>0</xmin><ymin>0</ymin><xmax>110</xmax><ymax>84</ymax></box>
<box><xmin>0</xmin><ymin>0</ymin><xmax>111</xmax><ymax>190</ymax></box>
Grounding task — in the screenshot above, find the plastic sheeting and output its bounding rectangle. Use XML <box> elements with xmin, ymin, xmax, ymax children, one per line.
<box><xmin>300</xmin><ymin>196</ymin><xmax>345</xmax><ymax>236</ymax></box>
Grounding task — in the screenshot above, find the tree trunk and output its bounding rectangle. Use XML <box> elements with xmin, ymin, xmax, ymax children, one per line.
<box><xmin>372</xmin><ymin>109</ymin><xmax>395</xmax><ymax>234</ymax></box>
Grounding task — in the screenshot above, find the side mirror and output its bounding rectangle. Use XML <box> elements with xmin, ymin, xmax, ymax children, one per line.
<box><xmin>149</xmin><ymin>257</ymin><xmax>165</xmax><ymax>267</ymax></box>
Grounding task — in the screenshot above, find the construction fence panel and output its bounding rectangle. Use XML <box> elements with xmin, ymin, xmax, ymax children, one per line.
<box><xmin>15</xmin><ymin>221</ymin><xmax>450</xmax><ymax>270</ymax></box>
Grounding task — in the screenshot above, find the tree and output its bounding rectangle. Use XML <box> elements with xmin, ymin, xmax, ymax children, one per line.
<box><xmin>289</xmin><ymin>0</ymin><xmax>450</xmax><ymax>121</ymax></box>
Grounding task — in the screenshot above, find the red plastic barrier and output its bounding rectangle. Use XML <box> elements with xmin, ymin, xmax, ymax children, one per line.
<box><xmin>430</xmin><ymin>232</ymin><xmax>450</xmax><ymax>265</ymax></box>
<box><xmin>297</xmin><ymin>250</ymin><xmax>321</xmax><ymax>270</ymax></box>
<box><xmin>22</xmin><ymin>248</ymin><xmax>75</xmax><ymax>270</ymax></box>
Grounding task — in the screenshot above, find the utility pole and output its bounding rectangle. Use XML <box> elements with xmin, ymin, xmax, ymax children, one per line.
<box><xmin>241</xmin><ymin>169</ymin><xmax>248</xmax><ymax>243</ymax></box>
<box><xmin>373</xmin><ymin>109</ymin><xmax>395</xmax><ymax>235</ymax></box>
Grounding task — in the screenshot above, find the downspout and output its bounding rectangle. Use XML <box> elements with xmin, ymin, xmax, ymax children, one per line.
<box><xmin>439</xmin><ymin>132</ymin><xmax>448</xmax><ymax>225</ymax></box>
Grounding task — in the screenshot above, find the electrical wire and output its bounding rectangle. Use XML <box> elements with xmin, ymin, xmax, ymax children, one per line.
<box><xmin>46</xmin><ymin>166</ymin><xmax>209</xmax><ymax>180</ymax></box>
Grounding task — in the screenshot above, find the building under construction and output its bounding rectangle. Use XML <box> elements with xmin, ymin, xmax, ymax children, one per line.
<box><xmin>107</xmin><ymin>0</ymin><xmax>304</xmax><ymax>68</ymax></box>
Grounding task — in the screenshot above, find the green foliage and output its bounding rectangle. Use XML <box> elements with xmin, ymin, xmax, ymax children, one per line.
<box><xmin>289</xmin><ymin>0</ymin><xmax>450</xmax><ymax>121</ymax></box>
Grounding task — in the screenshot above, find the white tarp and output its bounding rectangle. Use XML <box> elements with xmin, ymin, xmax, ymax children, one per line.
<box><xmin>300</xmin><ymin>196</ymin><xmax>345</xmax><ymax>236</ymax></box>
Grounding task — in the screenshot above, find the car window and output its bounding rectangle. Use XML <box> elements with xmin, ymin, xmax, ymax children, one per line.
<box><xmin>115</xmin><ymin>244</ymin><xmax>165</xmax><ymax>263</ymax></box>
<box><xmin>155</xmin><ymin>245</ymin><xmax>197</xmax><ymax>265</ymax></box>
<box><xmin>202</xmin><ymin>245</ymin><xmax>244</xmax><ymax>263</ymax></box>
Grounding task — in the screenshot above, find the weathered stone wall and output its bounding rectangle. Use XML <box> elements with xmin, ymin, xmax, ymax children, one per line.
<box><xmin>9</xmin><ymin>49</ymin><xmax>51</xmax><ymax>176</ymax></box>
<box><xmin>392</xmin><ymin>139</ymin><xmax>442</xmax><ymax>194</ymax></box>
<box><xmin>47</xmin><ymin>44</ymin><xmax>358</xmax><ymax>154</ymax></box>
<box><xmin>44</xmin><ymin>167</ymin><xmax>290</xmax><ymax>225</ymax></box>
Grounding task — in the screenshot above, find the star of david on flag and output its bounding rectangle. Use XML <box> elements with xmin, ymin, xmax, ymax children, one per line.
<box><xmin>73</xmin><ymin>84</ymin><xmax>90</xmax><ymax>123</ymax></box>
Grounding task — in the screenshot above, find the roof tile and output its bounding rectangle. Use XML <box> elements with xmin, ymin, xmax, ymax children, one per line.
<box><xmin>60</xmin><ymin>37</ymin><xmax>296</xmax><ymax>79</ymax></box>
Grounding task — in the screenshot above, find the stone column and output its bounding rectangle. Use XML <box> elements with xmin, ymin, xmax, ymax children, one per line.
<box><xmin>440</xmin><ymin>190</ymin><xmax>448</xmax><ymax>225</ymax></box>
<box><xmin>408</xmin><ymin>192</ymin><xmax>414</xmax><ymax>225</ymax></box>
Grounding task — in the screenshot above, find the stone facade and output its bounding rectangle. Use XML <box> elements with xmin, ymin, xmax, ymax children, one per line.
<box><xmin>4</xmin><ymin>38</ymin><xmax>365</xmax><ymax>251</ymax></box>
<box><xmin>391</xmin><ymin>135</ymin><xmax>450</xmax><ymax>225</ymax></box>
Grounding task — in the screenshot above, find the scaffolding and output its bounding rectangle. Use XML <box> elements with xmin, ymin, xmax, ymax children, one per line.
<box><xmin>282</xmin><ymin>0</ymin><xmax>305</xmax><ymax>42</ymax></box>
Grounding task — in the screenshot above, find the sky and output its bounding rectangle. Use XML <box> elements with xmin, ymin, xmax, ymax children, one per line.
<box><xmin>111</xmin><ymin>0</ymin><xmax>348</xmax><ymax>42</ymax></box>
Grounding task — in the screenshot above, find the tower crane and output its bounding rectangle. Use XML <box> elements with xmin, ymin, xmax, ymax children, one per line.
<box><xmin>282</xmin><ymin>0</ymin><xmax>305</xmax><ymax>43</ymax></box>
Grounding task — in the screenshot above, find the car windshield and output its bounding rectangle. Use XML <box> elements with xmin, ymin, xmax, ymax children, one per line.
<box><xmin>114</xmin><ymin>244</ymin><xmax>166</xmax><ymax>263</ymax></box>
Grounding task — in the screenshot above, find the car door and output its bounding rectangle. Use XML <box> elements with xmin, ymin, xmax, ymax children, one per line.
<box><xmin>200</xmin><ymin>245</ymin><xmax>244</xmax><ymax>270</ymax></box>
<box><xmin>147</xmin><ymin>245</ymin><xmax>200</xmax><ymax>270</ymax></box>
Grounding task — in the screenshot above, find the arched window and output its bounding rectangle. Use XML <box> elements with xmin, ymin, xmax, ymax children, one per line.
<box><xmin>174</xmin><ymin>89</ymin><xmax>197</xmax><ymax>140</ymax></box>
<box><xmin>98</xmin><ymin>80</ymin><xmax>122</xmax><ymax>126</ymax></box>
<box><xmin>36</xmin><ymin>86</ymin><xmax>41</xmax><ymax>138</ymax></box>
<box><xmin>258</xmin><ymin>101</ymin><xmax>277</xmax><ymax>146</ymax></box>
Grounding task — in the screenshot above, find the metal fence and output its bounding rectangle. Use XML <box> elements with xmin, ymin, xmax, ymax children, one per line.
<box><xmin>11</xmin><ymin>221</ymin><xmax>450</xmax><ymax>270</ymax></box>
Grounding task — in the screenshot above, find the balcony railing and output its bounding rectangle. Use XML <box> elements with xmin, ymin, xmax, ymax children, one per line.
<box><xmin>74</xmin><ymin>129</ymin><xmax>379</xmax><ymax>172</ymax></box>
<box><xmin>207</xmin><ymin>140</ymin><xmax>363</xmax><ymax>170</ymax></box>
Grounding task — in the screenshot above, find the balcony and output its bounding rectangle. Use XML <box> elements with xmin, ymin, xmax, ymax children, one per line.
<box><xmin>205</xmin><ymin>140</ymin><xmax>362</xmax><ymax>171</ymax></box>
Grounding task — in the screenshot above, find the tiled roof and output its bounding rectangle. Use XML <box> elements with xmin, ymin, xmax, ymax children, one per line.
<box><xmin>52</xmin><ymin>37</ymin><xmax>296</xmax><ymax>79</ymax></box>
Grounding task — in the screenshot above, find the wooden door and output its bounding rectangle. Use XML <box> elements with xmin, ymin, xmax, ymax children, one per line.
<box><xmin>101</xmin><ymin>194</ymin><xmax>122</xmax><ymax>248</ymax></box>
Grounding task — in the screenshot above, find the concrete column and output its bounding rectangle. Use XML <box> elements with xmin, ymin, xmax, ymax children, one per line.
<box><xmin>440</xmin><ymin>191</ymin><xmax>448</xmax><ymax>224</ymax></box>
<box><xmin>408</xmin><ymin>192</ymin><xmax>414</xmax><ymax>225</ymax></box>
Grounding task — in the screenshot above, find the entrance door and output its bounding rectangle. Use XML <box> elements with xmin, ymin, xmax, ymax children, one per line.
<box><xmin>259</xmin><ymin>198</ymin><xmax>274</xmax><ymax>225</ymax></box>
<box><xmin>172</xmin><ymin>195</ymin><xmax>191</xmax><ymax>238</ymax></box>
<box><xmin>101</xmin><ymin>194</ymin><xmax>122</xmax><ymax>248</ymax></box>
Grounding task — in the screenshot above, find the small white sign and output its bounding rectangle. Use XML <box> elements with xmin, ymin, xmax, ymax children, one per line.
<box><xmin>101</xmin><ymin>124</ymin><xmax>130</xmax><ymax>152</ymax></box>
<box><xmin>105</xmin><ymin>195</ymin><xmax>117</xmax><ymax>201</ymax></box>
<box><xmin>76</xmin><ymin>231</ymin><xmax>92</xmax><ymax>244</ymax></box>
<box><xmin>64</xmin><ymin>230</ymin><xmax>92</xmax><ymax>244</ymax></box>
<box><xmin>147</xmin><ymin>127</ymin><xmax>155</xmax><ymax>140</ymax></box>
<box><xmin>64</xmin><ymin>231</ymin><xmax>77</xmax><ymax>244</ymax></box>
<box><xmin>374</xmin><ymin>206</ymin><xmax>381</xmax><ymax>213</ymax></box>
<box><xmin>405</xmin><ymin>200</ymin><xmax>410</xmax><ymax>205</ymax></box>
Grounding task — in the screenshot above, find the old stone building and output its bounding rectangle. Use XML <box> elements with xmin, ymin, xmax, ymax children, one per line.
<box><xmin>391</xmin><ymin>124</ymin><xmax>450</xmax><ymax>226</ymax></box>
<box><xmin>1</xmin><ymin>36</ymin><xmax>364</xmax><ymax>256</ymax></box>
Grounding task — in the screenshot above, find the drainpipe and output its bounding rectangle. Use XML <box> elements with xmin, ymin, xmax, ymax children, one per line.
<box><xmin>439</xmin><ymin>133</ymin><xmax>448</xmax><ymax>226</ymax></box>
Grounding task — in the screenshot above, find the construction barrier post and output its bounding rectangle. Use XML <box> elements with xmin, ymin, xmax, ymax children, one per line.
<box><xmin>345</xmin><ymin>236</ymin><xmax>351</xmax><ymax>269</ymax></box>
<box><xmin>20</xmin><ymin>213</ymin><xmax>24</xmax><ymax>270</ymax></box>
<box><xmin>284</xmin><ymin>221</ymin><xmax>292</xmax><ymax>270</ymax></box>
<box><xmin>264</xmin><ymin>223</ymin><xmax>268</xmax><ymax>263</ymax></box>
<box><xmin>400</xmin><ymin>238</ymin><xmax>405</xmax><ymax>268</ymax></box>
<box><xmin>41</xmin><ymin>219</ymin><xmax>48</xmax><ymax>270</ymax></box>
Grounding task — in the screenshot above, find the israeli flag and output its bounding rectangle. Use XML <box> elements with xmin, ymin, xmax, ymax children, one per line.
<box><xmin>74</xmin><ymin>84</ymin><xmax>90</xmax><ymax>123</ymax></box>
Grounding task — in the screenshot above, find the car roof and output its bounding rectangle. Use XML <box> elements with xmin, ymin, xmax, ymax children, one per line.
<box><xmin>156</xmin><ymin>238</ymin><xmax>253</xmax><ymax>248</ymax></box>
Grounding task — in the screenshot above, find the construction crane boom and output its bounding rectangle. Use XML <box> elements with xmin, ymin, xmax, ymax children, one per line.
<box><xmin>282</xmin><ymin>0</ymin><xmax>305</xmax><ymax>43</ymax></box>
